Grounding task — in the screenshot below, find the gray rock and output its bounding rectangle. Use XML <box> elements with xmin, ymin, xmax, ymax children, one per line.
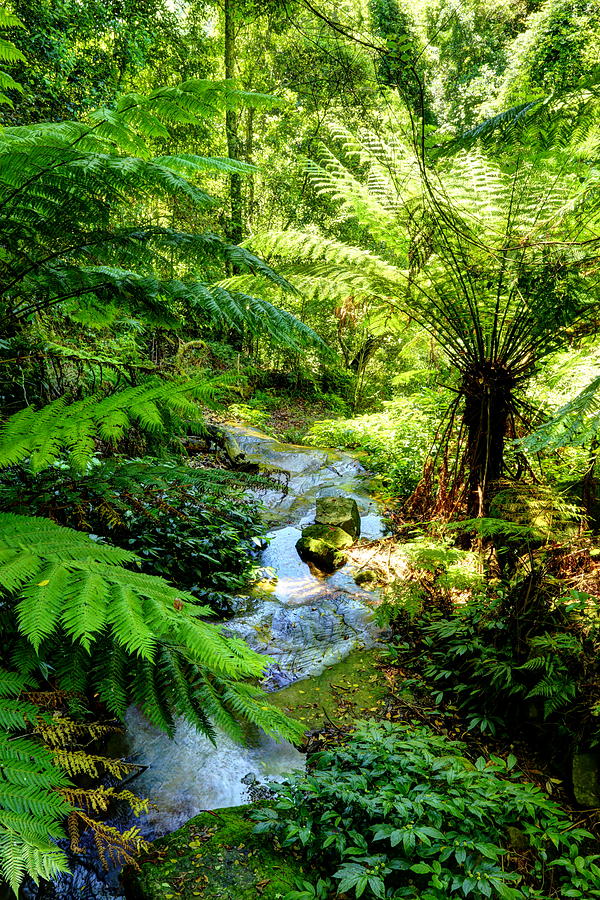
<box><xmin>572</xmin><ymin>751</ymin><xmax>600</xmax><ymax>807</ymax></box>
<box><xmin>316</xmin><ymin>496</ymin><xmax>361</xmax><ymax>539</ymax></box>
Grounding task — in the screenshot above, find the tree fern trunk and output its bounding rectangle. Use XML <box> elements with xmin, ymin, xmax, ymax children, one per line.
<box><xmin>463</xmin><ymin>363</ymin><xmax>515</xmax><ymax>517</ymax></box>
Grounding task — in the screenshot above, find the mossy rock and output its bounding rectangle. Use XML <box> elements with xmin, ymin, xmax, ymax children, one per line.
<box><xmin>122</xmin><ymin>805</ymin><xmax>306</xmax><ymax>899</ymax></box>
<box><xmin>316</xmin><ymin>496</ymin><xmax>361</xmax><ymax>539</ymax></box>
<box><xmin>354</xmin><ymin>569</ymin><xmax>377</xmax><ymax>586</ymax></box>
<box><xmin>296</xmin><ymin>523</ymin><xmax>353</xmax><ymax>572</ymax></box>
<box><xmin>269</xmin><ymin>650</ymin><xmax>387</xmax><ymax>731</ymax></box>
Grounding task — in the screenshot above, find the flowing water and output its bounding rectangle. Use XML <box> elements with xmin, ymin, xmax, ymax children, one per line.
<box><xmin>127</xmin><ymin>426</ymin><xmax>386</xmax><ymax>836</ymax></box>
<box><xmin>31</xmin><ymin>427</ymin><xmax>386</xmax><ymax>899</ymax></box>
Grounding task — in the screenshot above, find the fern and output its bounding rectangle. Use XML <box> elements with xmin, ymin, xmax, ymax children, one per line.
<box><xmin>0</xmin><ymin>670</ymin><xmax>71</xmax><ymax>892</ymax></box>
<box><xmin>0</xmin><ymin>390</ymin><xmax>301</xmax><ymax>892</ymax></box>
<box><xmin>0</xmin><ymin>63</ymin><xmax>320</xmax><ymax>354</ymax></box>
<box><xmin>523</xmin><ymin>374</ymin><xmax>600</xmax><ymax>451</ymax></box>
<box><xmin>0</xmin><ymin>375</ymin><xmax>229</xmax><ymax>471</ymax></box>
<box><xmin>235</xmin><ymin>127</ymin><xmax>600</xmax><ymax>514</ymax></box>
<box><xmin>0</xmin><ymin>506</ymin><xmax>303</xmax><ymax>891</ymax></box>
<box><xmin>0</xmin><ymin>7</ymin><xmax>24</xmax><ymax>107</ymax></box>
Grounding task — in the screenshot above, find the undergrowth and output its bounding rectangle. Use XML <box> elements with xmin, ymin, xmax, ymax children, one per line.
<box><xmin>0</xmin><ymin>457</ymin><xmax>266</xmax><ymax>614</ymax></box>
<box><xmin>254</xmin><ymin>721</ymin><xmax>600</xmax><ymax>899</ymax></box>
<box><xmin>305</xmin><ymin>396</ymin><xmax>440</xmax><ymax>498</ymax></box>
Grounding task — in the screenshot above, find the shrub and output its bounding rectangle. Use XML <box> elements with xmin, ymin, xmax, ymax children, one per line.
<box><xmin>0</xmin><ymin>457</ymin><xmax>265</xmax><ymax>613</ymax></box>
<box><xmin>254</xmin><ymin>721</ymin><xmax>600</xmax><ymax>899</ymax></box>
<box><xmin>394</xmin><ymin>587</ymin><xmax>600</xmax><ymax>744</ymax></box>
<box><xmin>305</xmin><ymin>397</ymin><xmax>438</xmax><ymax>498</ymax></box>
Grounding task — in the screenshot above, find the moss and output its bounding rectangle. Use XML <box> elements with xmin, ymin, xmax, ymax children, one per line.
<box><xmin>315</xmin><ymin>496</ymin><xmax>361</xmax><ymax>538</ymax></box>
<box><xmin>269</xmin><ymin>649</ymin><xmax>388</xmax><ymax>731</ymax></box>
<box><xmin>301</xmin><ymin>523</ymin><xmax>354</xmax><ymax>549</ymax></box>
<box><xmin>296</xmin><ymin>523</ymin><xmax>353</xmax><ymax>572</ymax></box>
<box><xmin>354</xmin><ymin>569</ymin><xmax>377</xmax><ymax>586</ymax></box>
<box><xmin>123</xmin><ymin>805</ymin><xmax>306</xmax><ymax>899</ymax></box>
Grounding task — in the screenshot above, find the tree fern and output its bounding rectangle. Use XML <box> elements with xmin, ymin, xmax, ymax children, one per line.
<box><xmin>0</xmin><ymin>53</ymin><xmax>320</xmax><ymax>353</ymax></box>
<box><xmin>234</xmin><ymin>127</ymin><xmax>600</xmax><ymax>515</ymax></box>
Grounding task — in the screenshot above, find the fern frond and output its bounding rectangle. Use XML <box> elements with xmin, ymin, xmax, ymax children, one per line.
<box><xmin>0</xmin><ymin>376</ymin><xmax>224</xmax><ymax>471</ymax></box>
<box><xmin>523</xmin><ymin>374</ymin><xmax>600</xmax><ymax>451</ymax></box>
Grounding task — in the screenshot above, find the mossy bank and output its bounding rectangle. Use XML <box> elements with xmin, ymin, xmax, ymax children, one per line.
<box><xmin>122</xmin><ymin>805</ymin><xmax>306</xmax><ymax>899</ymax></box>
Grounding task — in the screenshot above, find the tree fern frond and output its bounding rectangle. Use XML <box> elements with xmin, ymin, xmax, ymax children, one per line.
<box><xmin>523</xmin><ymin>375</ymin><xmax>600</xmax><ymax>451</ymax></box>
<box><xmin>0</xmin><ymin>376</ymin><xmax>225</xmax><ymax>471</ymax></box>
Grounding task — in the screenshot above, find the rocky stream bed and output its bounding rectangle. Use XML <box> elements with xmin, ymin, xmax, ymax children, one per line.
<box><xmin>30</xmin><ymin>427</ymin><xmax>388</xmax><ymax>899</ymax></box>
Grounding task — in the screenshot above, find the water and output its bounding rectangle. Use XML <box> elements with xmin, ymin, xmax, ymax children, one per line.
<box><xmin>124</xmin><ymin>709</ymin><xmax>305</xmax><ymax>834</ymax></box>
<box><xmin>33</xmin><ymin>427</ymin><xmax>386</xmax><ymax>898</ymax></box>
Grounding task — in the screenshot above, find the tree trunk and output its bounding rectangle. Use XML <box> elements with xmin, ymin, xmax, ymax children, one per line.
<box><xmin>224</xmin><ymin>0</ymin><xmax>243</xmax><ymax>246</ymax></box>
<box><xmin>245</xmin><ymin>105</ymin><xmax>255</xmax><ymax>228</ymax></box>
<box><xmin>462</xmin><ymin>363</ymin><xmax>515</xmax><ymax>517</ymax></box>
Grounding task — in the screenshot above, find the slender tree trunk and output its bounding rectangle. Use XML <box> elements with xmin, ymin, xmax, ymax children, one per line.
<box><xmin>224</xmin><ymin>0</ymin><xmax>243</xmax><ymax>245</ymax></box>
<box><xmin>245</xmin><ymin>106</ymin><xmax>255</xmax><ymax>229</ymax></box>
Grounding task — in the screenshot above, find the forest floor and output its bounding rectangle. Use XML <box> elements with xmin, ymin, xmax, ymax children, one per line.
<box><xmin>138</xmin><ymin>403</ymin><xmax>600</xmax><ymax>899</ymax></box>
<box><xmin>213</xmin><ymin>393</ymin><xmax>344</xmax><ymax>443</ymax></box>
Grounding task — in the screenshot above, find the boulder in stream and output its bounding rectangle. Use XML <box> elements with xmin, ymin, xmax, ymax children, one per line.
<box><xmin>316</xmin><ymin>495</ymin><xmax>361</xmax><ymax>539</ymax></box>
<box><xmin>296</xmin><ymin>522</ymin><xmax>353</xmax><ymax>572</ymax></box>
<box><xmin>122</xmin><ymin>805</ymin><xmax>306</xmax><ymax>900</ymax></box>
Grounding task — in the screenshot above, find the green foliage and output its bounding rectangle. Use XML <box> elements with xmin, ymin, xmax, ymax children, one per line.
<box><xmin>305</xmin><ymin>397</ymin><xmax>438</xmax><ymax>497</ymax></box>
<box><xmin>5</xmin><ymin>0</ymin><xmax>177</xmax><ymax>123</ymax></box>
<box><xmin>0</xmin><ymin>376</ymin><xmax>222</xmax><ymax>472</ymax></box>
<box><xmin>249</xmin><ymin>131</ymin><xmax>600</xmax><ymax>512</ymax></box>
<box><xmin>0</xmin><ymin>669</ymin><xmax>71</xmax><ymax>892</ymax></box>
<box><xmin>227</xmin><ymin>402</ymin><xmax>274</xmax><ymax>432</ymax></box>
<box><xmin>0</xmin><ymin>498</ymin><xmax>302</xmax><ymax>890</ymax></box>
<box><xmin>0</xmin><ymin>364</ymin><xmax>301</xmax><ymax>893</ymax></box>
<box><xmin>0</xmin><ymin>5</ymin><xmax>25</xmax><ymax>108</ymax></box>
<box><xmin>0</xmin><ymin>455</ymin><xmax>267</xmax><ymax>611</ymax></box>
<box><xmin>501</xmin><ymin>0</ymin><xmax>600</xmax><ymax>103</ymax></box>
<box><xmin>524</xmin><ymin>374</ymin><xmax>600</xmax><ymax>452</ymax></box>
<box><xmin>0</xmin><ymin>73</ymin><xmax>323</xmax><ymax>365</ymax></box>
<box><xmin>368</xmin><ymin>0</ymin><xmax>428</xmax><ymax>118</ymax></box>
<box><xmin>420</xmin><ymin>0</ymin><xmax>529</xmax><ymax>133</ymax></box>
<box><xmin>253</xmin><ymin>721</ymin><xmax>600</xmax><ymax>899</ymax></box>
<box><xmin>393</xmin><ymin>578</ymin><xmax>600</xmax><ymax>742</ymax></box>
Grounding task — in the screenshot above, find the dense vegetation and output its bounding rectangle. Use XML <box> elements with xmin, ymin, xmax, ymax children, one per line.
<box><xmin>2</xmin><ymin>0</ymin><xmax>600</xmax><ymax>897</ymax></box>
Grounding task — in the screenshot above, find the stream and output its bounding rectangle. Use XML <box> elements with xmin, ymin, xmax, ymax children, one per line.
<box><xmin>33</xmin><ymin>427</ymin><xmax>385</xmax><ymax>899</ymax></box>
